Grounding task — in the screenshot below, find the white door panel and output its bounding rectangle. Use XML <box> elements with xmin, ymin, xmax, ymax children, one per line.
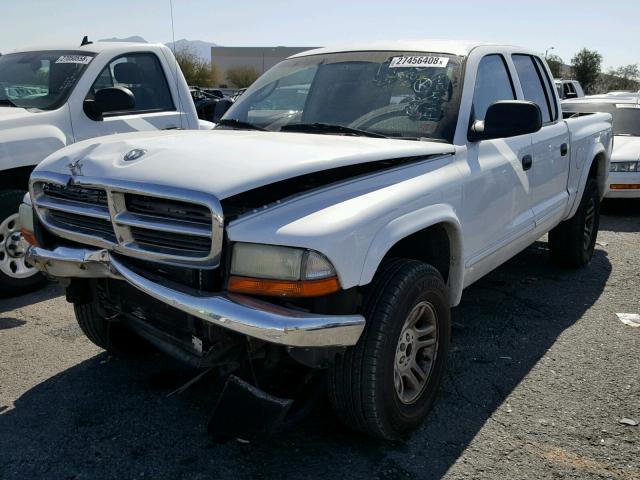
<box><xmin>530</xmin><ymin>123</ymin><xmax>571</xmax><ymax>222</ymax></box>
<box><xmin>461</xmin><ymin>134</ymin><xmax>534</xmax><ymax>267</ymax></box>
<box><xmin>72</xmin><ymin>111</ymin><xmax>184</xmax><ymax>142</ymax></box>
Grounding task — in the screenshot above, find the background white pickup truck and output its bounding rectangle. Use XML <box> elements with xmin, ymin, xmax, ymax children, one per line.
<box><xmin>0</xmin><ymin>41</ymin><xmax>207</xmax><ymax>295</ymax></box>
<box><xmin>23</xmin><ymin>40</ymin><xmax>612</xmax><ymax>440</ymax></box>
<box><xmin>563</xmin><ymin>92</ymin><xmax>640</xmax><ymax>198</ymax></box>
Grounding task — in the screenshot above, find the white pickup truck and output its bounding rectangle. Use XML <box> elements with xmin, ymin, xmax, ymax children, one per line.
<box><xmin>0</xmin><ymin>40</ymin><xmax>206</xmax><ymax>295</ymax></box>
<box><xmin>22</xmin><ymin>40</ymin><xmax>612</xmax><ymax>439</ymax></box>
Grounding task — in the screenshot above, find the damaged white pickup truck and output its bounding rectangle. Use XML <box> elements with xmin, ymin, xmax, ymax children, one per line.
<box><xmin>22</xmin><ymin>41</ymin><xmax>612</xmax><ymax>439</ymax></box>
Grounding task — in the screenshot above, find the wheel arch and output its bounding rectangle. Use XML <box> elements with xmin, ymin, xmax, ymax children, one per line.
<box><xmin>590</xmin><ymin>150</ymin><xmax>608</xmax><ymax>199</ymax></box>
<box><xmin>359</xmin><ymin>204</ymin><xmax>464</xmax><ymax>306</ymax></box>
<box><xmin>567</xmin><ymin>147</ymin><xmax>609</xmax><ymax>219</ymax></box>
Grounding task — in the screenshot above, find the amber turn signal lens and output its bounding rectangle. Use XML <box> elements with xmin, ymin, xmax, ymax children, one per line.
<box><xmin>610</xmin><ymin>184</ymin><xmax>640</xmax><ymax>190</ymax></box>
<box><xmin>228</xmin><ymin>275</ymin><xmax>340</xmax><ymax>297</ymax></box>
<box><xmin>20</xmin><ymin>228</ymin><xmax>39</xmax><ymax>247</ymax></box>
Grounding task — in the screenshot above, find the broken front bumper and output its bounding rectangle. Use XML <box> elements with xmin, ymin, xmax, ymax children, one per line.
<box><xmin>26</xmin><ymin>246</ymin><xmax>365</xmax><ymax>348</ymax></box>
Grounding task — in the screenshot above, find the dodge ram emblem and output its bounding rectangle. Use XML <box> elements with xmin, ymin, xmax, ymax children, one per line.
<box><xmin>124</xmin><ymin>149</ymin><xmax>147</xmax><ymax>162</ymax></box>
<box><xmin>67</xmin><ymin>159</ymin><xmax>83</xmax><ymax>176</ymax></box>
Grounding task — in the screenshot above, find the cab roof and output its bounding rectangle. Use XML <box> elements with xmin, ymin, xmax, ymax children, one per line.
<box><xmin>289</xmin><ymin>39</ymin><xmax>517</xmax><ymax>58</ymax></box>
<box><xmin>8</xmin><ymin>41</ymin><xmax>166</xmax><ymax>55</ymax></box>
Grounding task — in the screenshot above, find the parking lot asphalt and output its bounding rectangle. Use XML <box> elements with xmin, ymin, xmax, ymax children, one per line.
<box><xmin>0</xmin><ymin>200</ymin><xmax>639</xmax><ymax>480</ymax></box>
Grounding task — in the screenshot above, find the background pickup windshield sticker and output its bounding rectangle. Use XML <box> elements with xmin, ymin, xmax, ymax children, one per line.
<box><xmin>55</xmin><ymin>55</ymin><xmax>92</xmax><ymax>64</ymax></box>
<box><xmin>389</xmin><ymin>56</ymin><xmax>449</xmax><ymax>68</ymax></box>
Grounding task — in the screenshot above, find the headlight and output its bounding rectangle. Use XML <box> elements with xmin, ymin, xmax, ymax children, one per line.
<box><xmin>610</xmin><ymin>161</ymin><xmax>639</xmax><ymax>172</ymax></box>
<box><xmin>228</xmin><ymin>243</ymin><xmax>339</xmax><ymax>297</ymax></box>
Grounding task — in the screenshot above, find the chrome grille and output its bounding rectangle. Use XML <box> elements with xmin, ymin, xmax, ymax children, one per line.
<box><xmin>130</xmin><ymin>227</ymin><xmax>212</xmax><ymax>255</ymax></box>
<box><xmin>49</xmin><ymin>211</ymin><xmax>116</xmax><ymax>239</ymax></box>
<box><xmin>42</xmin><ymin>183</ymin><xmax>108</xmax><ymax>206</ymax></box>
<box><xmin>31</xmin><ymin>173</ymin><xmax>224</xmax><ymax>267</ymax></box>
<box><xmin>125</xmin><ymin>194</ymin><xmax>212</xmax><ymax>225</ymax></box>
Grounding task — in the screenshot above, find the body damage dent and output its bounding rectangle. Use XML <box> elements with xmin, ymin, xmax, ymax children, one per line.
<box><xmin>221</xmin><ymin>153</ymin><xmax>451</xmax><ymax>218</ymax></box>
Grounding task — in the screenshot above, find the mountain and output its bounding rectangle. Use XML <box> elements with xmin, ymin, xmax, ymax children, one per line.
<box><xmin>165</xmin><ymin>39</ymin><xmax>218</xmax><ymax>61</ymax></box>
<box><xmin>97</xmin><ymin>37</ymin><xmax>217</xmax><ymax>61</ymax></box>
<box><xmin>99</xmin><ymin>36</ymin><xmax>148</xmax><ymax>43</ymax></box>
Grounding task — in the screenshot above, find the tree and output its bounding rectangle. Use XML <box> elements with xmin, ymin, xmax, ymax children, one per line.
<box><xmin>174</xmin><ymin>47</ymin><xmax>219</xmax><ymax>87</ymax></box>
<box><xmin>226</xmin><ymin>66</ymin><xmax>260</xmax><ymax>88</ymax></box>
<box><xmin>606</xmin><ymin>64</ymin><xmax>640</xmax><ymax>91</ymax></box>
<box><xmin>546</xmin><ymin>54</ymin><xmax>564</xmax><ymax>78</ymax></box>
<box><xmin>571</xmin><ymin>49</ymin><xmax>602</xmax><ymax>94</ymax></box>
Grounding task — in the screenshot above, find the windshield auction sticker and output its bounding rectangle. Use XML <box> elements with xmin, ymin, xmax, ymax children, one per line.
<box><xmin>55</xmin><ymin>55</ymin><xmax>93</xmax><ymax>65</ymax></box>
<box><xmin>389</xmin><ymin>56</ymin><xmax>449</xmax><ymax>68</ymax></box>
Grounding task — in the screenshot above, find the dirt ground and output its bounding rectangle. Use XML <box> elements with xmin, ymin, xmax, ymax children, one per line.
<box><xmin>1</xmin><ymin>200</ymin><xmax>638</xmax><ymax>480</ymax></box>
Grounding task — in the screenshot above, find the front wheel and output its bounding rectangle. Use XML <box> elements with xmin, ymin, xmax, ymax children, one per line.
<box><xmin>328</xmin><ymin>259</ymin><xmax>451</xmax><ymax>440</ymax></box>
<box><xmin>0</xmin><ymin>190</ymin><xmax>47</xmax><ymax>297</ymax></box>
<box><xmin>549</xmin><ymin>178</ymin><xmax>600</xmax><ymax>268</ymax></box>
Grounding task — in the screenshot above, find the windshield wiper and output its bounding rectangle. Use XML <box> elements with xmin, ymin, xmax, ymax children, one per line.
<box><xmin>216</xmin><ymin>118</ymin><xmax>265</xmax><ymax>131</ymax></box>
<box><xmin>280</xmin><ymin>123</ymin><xmax>388</xmax><ymax>139</ymax></box>
<box><xmin>0</xmin><ymin>99</ymin><xmax>17</xmax><ymax>107</ymax></box>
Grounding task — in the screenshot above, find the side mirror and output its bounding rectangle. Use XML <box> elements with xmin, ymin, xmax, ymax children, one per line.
<box><xmin>564</xmin><ymin>91</ymin><xmax>578</xmax><ymax>99</ymax></box>
<box><xmin>83</xmin><ymin>86</ymin><xmax>135</xmax><ymax>120</ymax></box>
<box><xmin>469</xmin><ymin>100</ymin><xmax>542</xmax><ymax>141</ymax></box>
<box><xmin>212</xmin><ymin>98</ymin><xmax>234</xmax><ymax>123</ymax></box>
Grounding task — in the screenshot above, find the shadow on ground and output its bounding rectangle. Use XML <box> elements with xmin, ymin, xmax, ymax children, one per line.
<box><xmin>600</xmin><ymin>199</ymin><xmax>640</xmax><ymax>232</ymax></box>
<box><xmin>0</xmin><ymin>282</ymin><xmax>62</xmax><ymax>314</ymax></box>
<box><xmin>0</xmin><ymin>241</ymin><xmax>611</xmax><ymax>480</ymax></box>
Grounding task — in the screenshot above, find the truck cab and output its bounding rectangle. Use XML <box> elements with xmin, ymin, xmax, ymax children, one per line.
<box><xmin>0</xmin><ymin>41</ymin><xmax>204</xmax><ymax>295</ymax></box>
<box><xmin>555</xmin><ymin>79</ymin><xmax>585</xmax><ymax>99</ymax></box>
<box><xmin>22</xmin><ymin>41</ymin><xmax>612</xmax><ymax>440</ymax></box>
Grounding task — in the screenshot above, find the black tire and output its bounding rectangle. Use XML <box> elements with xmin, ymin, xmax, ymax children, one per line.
<box><xmin>74</xmin><ymin>301</ymin><xmax>144</xmax><ymax>355</ymax></box>
<box><xmin>549</xmin><ymin>178</ymin><xmax>600</xmax><ymax>268</ymax></box>
<box><xmin>328</xmin><ymin>259</ymin><xmax>451</xmax><ymax>440</ymax></box>
<box><xmin>0</xmin><ymin>190</ymin><xmax>47</xmax><ymax>297</ymax></box>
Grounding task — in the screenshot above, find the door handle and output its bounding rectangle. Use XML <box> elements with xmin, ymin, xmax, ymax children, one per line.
<box><xmin>560</xmin><ymin>143</ymin><xmax>569</xmax><ymax>156</ymax></box>
<box><xmin>522</xmin><ymin>154</ymin><xmax>533</xmax><ymax>171</ymax></box>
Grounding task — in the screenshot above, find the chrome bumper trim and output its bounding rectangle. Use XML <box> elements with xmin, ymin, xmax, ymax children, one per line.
<box><xmin>26</xmin><ymin>246</ymin><xmax>365</xmax><ymax>348</ymax></box>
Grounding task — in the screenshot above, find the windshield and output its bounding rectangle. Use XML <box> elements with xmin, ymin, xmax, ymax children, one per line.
<box><xmin>221</xmin><ymin>51</ymin><xmax>463</xmax><ymax>142</ymax></box>
<box><xmin>563</xmin><ymin>102</ymin><xmax>640</xmax><ymax>136</ymax></box>
<box><xmin>0</xmin><ymin>50</ymin><xmax>95</xmax><ymax>110</ymax></box>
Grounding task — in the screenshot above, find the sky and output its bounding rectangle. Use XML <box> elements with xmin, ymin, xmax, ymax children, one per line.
<box><xmin>1</xmin><ymin>0</ymin><xmax>638</xmax><ymax>70</ymax></box>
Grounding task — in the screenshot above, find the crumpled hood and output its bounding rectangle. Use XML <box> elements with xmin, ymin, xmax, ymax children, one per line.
<box><xmin>36</xmin><ymin>129</ymin><xmax>454</xmax><ymax>199</ymax></box>
<box><xmin>612</xmin><ymin>135</ymin><xmax>640</xmax><ymax>161</ymax></box>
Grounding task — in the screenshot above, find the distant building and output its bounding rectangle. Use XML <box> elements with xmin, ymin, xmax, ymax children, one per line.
<box><xmin>211</xmin><ymin>46</ymin><xmax>319</xmax><ymax>81</ymax></box>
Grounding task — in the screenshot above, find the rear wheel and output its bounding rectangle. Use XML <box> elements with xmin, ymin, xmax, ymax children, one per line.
<box><xmin>0</xmin><ymin>190</ymin><xmax>46</xmax><ymax>297</ymax></box>
<box><xmin>328</xmin><ymin>259</ymin><xmax>450</xmax><ymax>440</ymax></box>
<box><xmin>549</xmin><ymin>178</ymin><xmax>600</xmax><ymax>268</ymax></box>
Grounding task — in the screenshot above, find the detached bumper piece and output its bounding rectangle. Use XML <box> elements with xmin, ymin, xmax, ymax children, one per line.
<box><xmin>208</xmin><ymin>375</ymin><xmax>293</xmax><ymax>441</ymax></box>
<box><xmin>26</xmin><ymin>246</ymin><xmax>365</xmax><ymax>348</ymax></box>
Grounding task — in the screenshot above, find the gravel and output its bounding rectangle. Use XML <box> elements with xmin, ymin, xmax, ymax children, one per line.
<box><xmin>1</xmin><ymin>200</ymin><xmax>639</xmax><ymax>480</ymax></box>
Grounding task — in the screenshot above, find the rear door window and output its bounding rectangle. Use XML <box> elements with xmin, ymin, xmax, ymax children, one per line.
<box><xmin>534</xmin><ymin>57</ymin><xmax>558</xmax><ymax>121</ymax></box>
<box><xmin>512</xmin><ymin>54</ymin><xmax>552</xmax><ymax>123</ymax></box>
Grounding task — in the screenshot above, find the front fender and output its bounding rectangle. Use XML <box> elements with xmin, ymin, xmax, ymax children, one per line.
<box><xmin>359</xmin><ymin>204</ymin><xmax>464</xmax><ymax>306</ymax></box>
<box><xmin>0</xmin><ymin>124</ymin><xmax>68</xmax><ymax>171</ymax></box>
